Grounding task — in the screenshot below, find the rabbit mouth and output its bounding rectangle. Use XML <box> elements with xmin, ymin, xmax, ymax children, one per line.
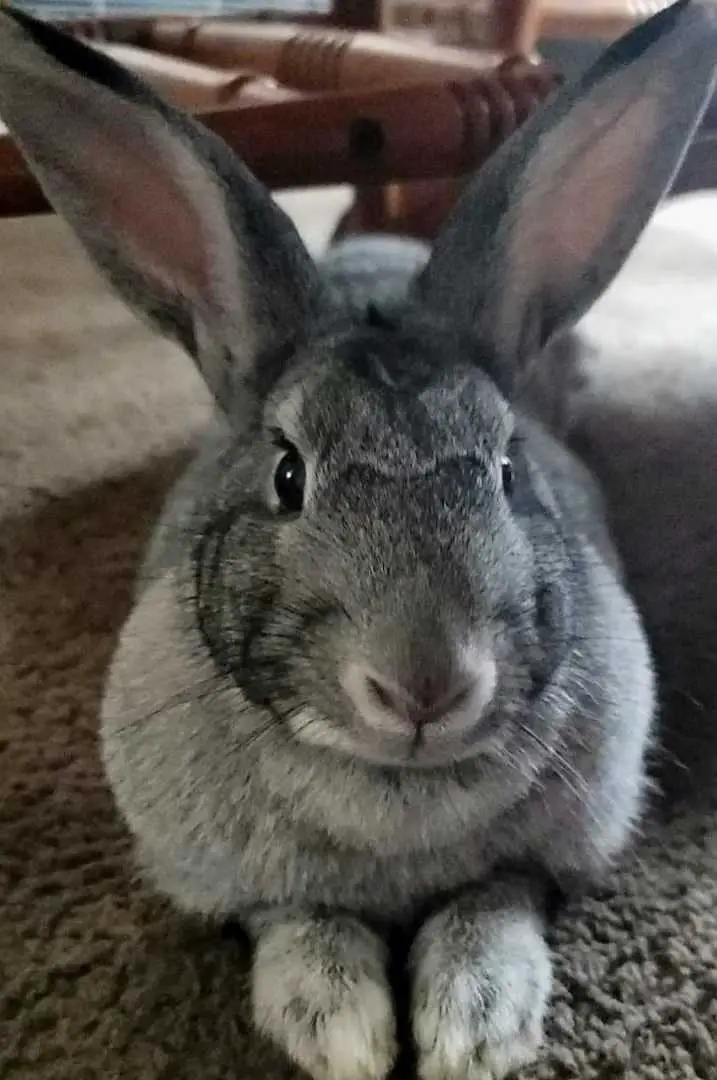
<box><xmin>282</xmin><ymin>698</ymin><xmax>510</xmax><ymax>770</ymax></box>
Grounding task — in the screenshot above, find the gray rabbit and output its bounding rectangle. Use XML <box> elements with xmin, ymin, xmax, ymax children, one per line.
<box><xmin>1</xmin><ymin>3</ymin><xmax>716</xmax><ymax>1078</ymax></box>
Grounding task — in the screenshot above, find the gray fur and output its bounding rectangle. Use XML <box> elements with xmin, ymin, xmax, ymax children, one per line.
<box><xmin>0</xmin><ymin>5</ymin><xmax>715</xmax><ymax>1079</ymax></box>
<box><xmin>410</xmin><ymin>876</ymin><xmax>553</xmax><ymax>1080</ymax></box>
<box><xmin>566</xmin><ymin>191</ymin><xmax>717</xmax><ymax>807</ymax></box>
<box><xmin>319</xmin><ymin>233</ymin><xmax>431</xmax><ymax>313</ymax></box>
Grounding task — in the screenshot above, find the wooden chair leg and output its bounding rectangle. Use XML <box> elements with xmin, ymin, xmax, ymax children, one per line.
<box><xmin>340</xmin><ymin>0</ymin><xmax>542</xmax><ymax>243</ymax></box>
<box><xmin>334</xmin><ymin>178</ymin><xmax>466</xmax><ymax>242</ymax></box>
<box><xmin>490</xmin><ymin>0</ymin><xmax>542</xmax><ymax>54</ymax></box>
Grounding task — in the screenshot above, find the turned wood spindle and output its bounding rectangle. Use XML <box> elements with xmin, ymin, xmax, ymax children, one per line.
<box><xmin>83</xmin><ymin>41</ymin><xmax>301</xmax><ymax>111</ymax></box>
<box><xmin>0</xmin><ymin>61</ymin><xmax>561</xmax><ymax>218</ymax></box>
<box><xmin>119</xmin><ymin>20</ymin><xmax>521</xmax><ymax>92</ymax></box>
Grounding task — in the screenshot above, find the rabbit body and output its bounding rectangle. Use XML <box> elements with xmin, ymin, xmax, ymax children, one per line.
<box><xmin>568</xmin><ymin>192</ymin><xmax>717</xmax><ymax>807</ymax></box>
<box><xmin>102</xmin><ymin>239</ymin><xmax>652</xmax><ymax>928</ymax></box>
<box><xmin>2</xmin><ymin>4</ymin><xmax>716</xmax><ymax>1077</ymax></box>
<box><xmin>98</xmin><ymin>238</ymin><xmax>653</xmax><ymax>1080</ymax></box>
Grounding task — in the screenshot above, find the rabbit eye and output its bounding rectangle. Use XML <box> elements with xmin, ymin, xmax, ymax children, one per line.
<box><xmin>501</xmin><ymin>457</ymin><xmax>514</xmax><ymax>496</ymax></box>
<box><xmin>274</xmin><ymin>446</ymin><xmax>306</xmax><ymax>514</ymax></box>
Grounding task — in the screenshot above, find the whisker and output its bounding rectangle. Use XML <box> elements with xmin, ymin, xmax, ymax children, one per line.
<box><xmin>107</xmin><ymin>676</ymin><xmax>239</xmax><ymax>739</ymax></box>
<box><xmin>515</xmin><ymin>721</ymin><xmax>593</xmax><ymax>807</ymax></box>
<box><xmin>491</xmin><ymin>743</ymin><xmax>547</xmax><ymax>792</ymax></box>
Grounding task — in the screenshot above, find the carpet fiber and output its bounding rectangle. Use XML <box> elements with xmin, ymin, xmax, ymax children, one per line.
<box><xmin>2</xmin><ymin>193</ymin><xmax>717</xmax><ymax>1080</ymax></box>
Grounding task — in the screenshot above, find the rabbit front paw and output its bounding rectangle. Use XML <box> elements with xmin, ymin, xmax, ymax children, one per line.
<box><xmin>410</xmin><ymin>891</ymin><xmax>552</xmax><ymax>1080</ymax></box>
<box><xmin>251</xmin><ymin>914</ymin><xmax>397</xmax><ymax>1080</ymax></box>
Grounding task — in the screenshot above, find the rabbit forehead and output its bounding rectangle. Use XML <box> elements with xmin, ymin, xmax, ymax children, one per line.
<box><xmin>271</xmin><ymin>324</ymin><xmax>512</xmax><ymax>467</ymax></box>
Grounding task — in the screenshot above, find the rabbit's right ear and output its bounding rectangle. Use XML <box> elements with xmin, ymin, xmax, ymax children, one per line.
<box><xmin>414</xmin><ymin>0</ymin><xmax>717</xmax><ymax>388</ymax></box>
<box><xmin>0</xmin><ymin>8</ymin><xmax>325</xmax><ymax>421</ymax></box>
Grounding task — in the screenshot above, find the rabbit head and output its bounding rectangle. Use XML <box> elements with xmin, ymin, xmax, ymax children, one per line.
<box><xmin>0</xmin><ymin>2</ymin><xmax>715</xmax><ymax>775</ymax></box>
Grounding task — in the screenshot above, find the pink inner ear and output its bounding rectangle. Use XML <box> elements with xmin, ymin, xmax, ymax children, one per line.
<box><xmin>494</xmin><ymin>89</ymin><xmax>660</xmax><ymax>355</ymax></box>
<box><xmin>549</xmin><ymin>95</ymin><xmax>659</xmax><ymax>271</ymax></box>
<box><xmin>520</xmin><ymin>91</ymin><xmax>659</xmax><ymax>283</ymax></box>
<box><xmin>75</xmin><ymin>109</ymin><xmax>211</xmax><ymax>302</ymax></box>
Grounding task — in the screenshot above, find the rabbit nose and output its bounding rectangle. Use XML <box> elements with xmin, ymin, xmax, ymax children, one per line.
<box><xmin>364</xmin><ymin>672</ymin><xmax>474</xmax><ymax>728</ymax></box>
<box><xmin>345</xmin><ymin>649</ymin><xmax>497</xmax><ymax>736</ymax></box>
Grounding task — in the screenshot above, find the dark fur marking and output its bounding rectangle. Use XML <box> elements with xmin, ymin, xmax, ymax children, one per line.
<box><xmin>193</xmin><ymin>504</ymin><xmax>242</xmax><ymax>678</ymax></box>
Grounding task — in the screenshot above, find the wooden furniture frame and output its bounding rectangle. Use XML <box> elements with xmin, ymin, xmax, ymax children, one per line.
<box><xmin>1</xmin><ymin>3</ymin><xmax>715</xmax><ymax>237</ymax></box>
<box><xmin>0</xmin><ymin>8</ymin><xmax>559</xmax><ymax>236</ymax></box>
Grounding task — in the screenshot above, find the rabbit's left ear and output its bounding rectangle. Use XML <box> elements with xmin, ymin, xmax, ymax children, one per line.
<box><xmin>415</xmin><ymin>0</ymin><xmax>717</xmax><ymax>379</ymax></box>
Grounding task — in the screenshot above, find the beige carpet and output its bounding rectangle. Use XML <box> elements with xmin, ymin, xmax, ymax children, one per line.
<box><xmin>2</xmin><ymin>189</ymin><xmax>717</xmax><ymax>1080</ymax></box>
